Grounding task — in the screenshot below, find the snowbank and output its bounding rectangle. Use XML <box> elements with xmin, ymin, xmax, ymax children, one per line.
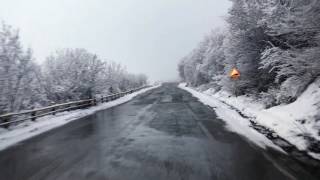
<box><xmin>179</xmin><ymin>79</ymin><xmax>320</xmax><ymax>160</ymax></box>
<box><xmin>256</xmin><ymin>80</ymin><xmax>320</xmax><ymax>157</ymax></box>
<box><xmin>178</xmin><ymin>83</ymin><xmax>285</xmax><ymax>153</ymax></box>
<box><xmin>0</xmin><ymin>85</ymin><xmax>160</xmax><ymax>151</ymax></box>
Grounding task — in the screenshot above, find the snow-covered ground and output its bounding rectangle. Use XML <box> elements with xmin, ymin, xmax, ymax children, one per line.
<box><xmin>0</xmin><ymin>85</ymin><xmax>160</xmax><ymax>151</ymax></box>
<box><xmin>179</xmin><ymin>83</ymin><xmax>285</xmax><ymax>153</ymax></box>
<box><xmin>179</xmin><ymin>80</ymin><xmax>320</xmax><ymax>160</ymax></box>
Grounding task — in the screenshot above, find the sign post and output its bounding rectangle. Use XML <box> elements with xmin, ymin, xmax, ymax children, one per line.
<box><xmin>229</xmin><ymin>68</ymin><xmax>240</xmax><ymax>96</ymax></box>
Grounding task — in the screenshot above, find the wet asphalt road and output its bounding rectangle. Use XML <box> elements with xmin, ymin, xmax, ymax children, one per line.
<box><xmin>0</xmin><ymin>83</ymin><xmax>318</xmax><ymax>180</ymax></box>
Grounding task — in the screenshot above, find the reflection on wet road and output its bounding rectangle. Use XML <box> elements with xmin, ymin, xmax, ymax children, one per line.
<box><xmin>0</xmin><ymin>83</ymin><xmax>318</xmax><ymax>180</ymax></box>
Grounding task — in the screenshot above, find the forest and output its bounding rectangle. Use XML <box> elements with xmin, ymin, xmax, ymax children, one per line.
<box><xmin>178</xmin><ymin>0</ymin><xmax>320</xmax><ymax>106</ymax></box>
<box><xmin>0</xmin><ymin>23</ymin><xmax>148</xmax><ymax>115</ymax></box>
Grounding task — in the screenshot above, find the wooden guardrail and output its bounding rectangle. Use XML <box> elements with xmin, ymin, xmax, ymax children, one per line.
<box><xmin>0</xmin><ymin>86</ymin><xmax>150</xmax><ymax>128</ymax></box>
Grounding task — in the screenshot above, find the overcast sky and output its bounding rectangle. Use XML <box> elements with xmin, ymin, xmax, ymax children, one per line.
<box><xmin>0</xmin><ymin>0</ymin><xmax>231</xmax><ymax>82</ymax></box>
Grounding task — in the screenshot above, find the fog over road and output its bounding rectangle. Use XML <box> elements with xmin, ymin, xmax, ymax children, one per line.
<box><xmin>0</xmin><ymin>83</ymin><xmax>318</xmax><ymax>180</ymax></box>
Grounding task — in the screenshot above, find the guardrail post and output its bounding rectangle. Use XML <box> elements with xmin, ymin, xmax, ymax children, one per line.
<box><xmin>2</xmin><ymin>116</ymin><xmax>11</xmax><ymax>128</ymax></box>
<box><xmin>31</xmin><ymin>111</ymin><xmax>36</xmax><ymax>121</ymax></box>
<box><xmin>52</xmin><ymin>107</ymin><xmax>56</xmax><ymax>115</ymax></box>
<box><xmin>92</xmin><ymin>99</ymin><xmax>97</xmax><ymax>106</ymax></box>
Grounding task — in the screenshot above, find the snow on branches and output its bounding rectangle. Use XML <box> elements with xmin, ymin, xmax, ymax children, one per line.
<box><xmin>0</xmin><ymin>22</ymin><xmax>148</xmax><ymax>115</ymax></box>
<box><xmin>178</xmin><ymin>0</ymin><xmax>320</xmax><ymax>104</ymax></box>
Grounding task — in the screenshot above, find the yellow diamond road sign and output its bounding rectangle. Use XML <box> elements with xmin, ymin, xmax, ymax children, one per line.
<box><xmin>230</xmin><ymin>68</ymin><xmax>240</xmax><ymax>80</ymax></box>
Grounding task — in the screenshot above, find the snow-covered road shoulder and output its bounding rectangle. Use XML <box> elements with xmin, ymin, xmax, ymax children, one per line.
<box><xmin>179</xmin><ymin>81</ymin><xmax>320</xmax><ymax>160</ymax></box>
<box><xmin>0</xmin><ymin>85</ymin><xmax>160</xmax><ymax>151</ymax></box>
<box><xmin>178</xmin><ymin>83</ymin><xmax>285</xmax><ymax>153</ymax></box>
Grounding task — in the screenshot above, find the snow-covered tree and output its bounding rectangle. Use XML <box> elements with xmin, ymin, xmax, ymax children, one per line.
<box><xmin>41</xmin><ymin>48</ymin><xmax>148</xmax><ymax>103</ymax></box>
<box><xmin>95</xmin><ymin>61</ymin><xmax>148</xmax><ymax>95</ymax></box>
<box><xmin>0</xmin><ymin>22</ymin><xmax>148</xmax><ymax>116</ymax></box>
<box><xmin>41</xmin><ymin>49</ymin><xmax>106</xmax><ymax>102</ymax></box>
<box><xmin>178</xmin><ymin>30</ymin><xmax>226</xmax><ymax>87</ymax></box>
<box><xmin>0</xmin><ymin>23</ymin><xmax>40</xmax><ymax>114</ymax></box>
<box><xmin>259</xmin><ymin>0</ymin><xmax>320</xmax><ymax>102</ymax></box>
<box><xmin>178</xmin><ymin>0</ymin><xmax>320</xmax><ymax>104</ymax></box>
<box><xmin>222</xmin><ymin>0</ymin><xmax>273</xmax><ymax>94</ymax></box>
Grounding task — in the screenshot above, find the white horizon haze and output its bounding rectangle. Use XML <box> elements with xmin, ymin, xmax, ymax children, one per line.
<box><xmin>0</xmin><ymin>0</ymin><xmax>231</xmax><ymax>82</ymax></box>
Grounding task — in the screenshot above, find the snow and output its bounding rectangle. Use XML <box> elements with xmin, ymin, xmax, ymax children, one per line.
<box><xmin>178</xmin><ymin>83</ymin><xmax>285</xmax><ymax>153</ymax></box>
<box><xmin>256</xmin><ymin>80</ymin><xmax>320</xmax><ymax>159</ymax></box>
<box><xmin>0</xmin><ymin>85</ymin><xmax>160</xmax><ymax>151</ymax></box>
<box><xmin>179</xmin><ymin>79</ymin><xmax>320</xmax><ymax>160</ymax></box>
